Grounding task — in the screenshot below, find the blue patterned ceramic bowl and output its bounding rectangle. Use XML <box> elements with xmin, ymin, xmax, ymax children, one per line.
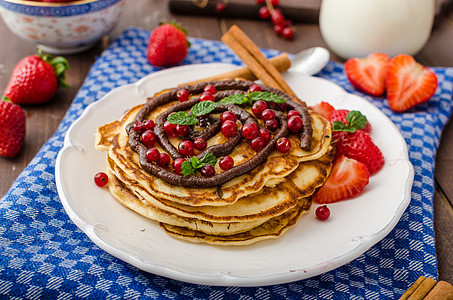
<box><xmin>0</xmin><ymin>0</ymin><xmax>125</xmax><ymax>54</ymax></box>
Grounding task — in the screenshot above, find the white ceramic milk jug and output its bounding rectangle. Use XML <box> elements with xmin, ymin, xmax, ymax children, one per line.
<box><xmin>319</xmin><ymin>0</ymin><xmax>435</xmax><ymax>59</ymax></box>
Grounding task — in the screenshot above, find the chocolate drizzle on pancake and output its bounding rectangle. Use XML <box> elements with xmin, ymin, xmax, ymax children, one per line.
<box><xmin>126</xmin><ymin>79</ymin><xmax>313</xmax><ymax>188</ymax></box>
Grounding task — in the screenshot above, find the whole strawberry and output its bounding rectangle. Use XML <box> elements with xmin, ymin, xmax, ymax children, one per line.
<box><xmin>3</xmin><ymin>50</ymin><xmax>69</xmax><ymax>105</ymax></box>
<box><xmin>0</xmin><ymin>99</ymin><xmax>26</xmax><ymax>158</ymax></box>
<box><xmin>146</xmin><ymin>22</ymin><xmax>190</xmax><ymax>67</ymax></box>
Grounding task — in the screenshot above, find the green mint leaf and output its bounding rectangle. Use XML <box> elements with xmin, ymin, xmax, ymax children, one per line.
<box><xmin>219</xmin><ymin>94</ymin><xmax>250</xmax><ymax>105</ymax></box>
<box><xmin>199</xmin><ymin>153</ymin><xmax>217</xmax><ymax>166</ymax></box>
<box><xmin>249</xmin><ymin>91</ymin><xmax>286</xmax><ymax>104</ymax></box>
<box><xmin>181</xmin><ymin>153</ymin><xmax>218</xmax><ymax>176</ymax></box>
<box><xmin>167</xmin><ymin>111</ymin><xmax>198</xmax><ymax>125</ymax></box>
<box><xmin>346</xmin><ymin>111</ymin><xmax>367</xmax><ymax>130</ymax></box>
<box><xmin>181</xmin><ymin>160</ymin><xmax>196</xmax><ymax>176</ymax></box>
<box><xmin>191</xmin><ymin>101</ymin><xmax>218</xmax><ymax>117</ymax></box>
<box><xmin>332</xmin><ymin>120</ymin><xmax>356</xmax><ymax>133</ymax></box>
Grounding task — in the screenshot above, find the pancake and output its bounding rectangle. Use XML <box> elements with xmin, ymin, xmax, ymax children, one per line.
<box><xmin>159</xmin><ymin>196</ymin><xmax>312</xmax><ymax>246</ymax></box>
<box><xmin>107</xmin><ymin>170</ymin><xmax>270</xmax><ymax>236</ymax></box>
<box><xmin>95</xmin><ymin>79</ymin><xmax>334</xmax><ymax>245</ymax></box>
<box><xmin>98</xmin><ymin>103</ymin><xmax>332</xmax><ymax>206</ymax></box>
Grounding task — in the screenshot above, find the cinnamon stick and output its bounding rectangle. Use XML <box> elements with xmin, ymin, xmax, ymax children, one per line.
<box><xmin>425</xmin><ymin>281</ymin><xmax>453</xmax><ymax>299</ymax></box>
<box><xmin>180</xmin><ymin>53</ymin><xmax>291</xmax><ymax>86</ymax></box>
<box><xmin>221</xmin><ymin>25</ymin><xmax>296</xmax><ymax>96</ymax></box>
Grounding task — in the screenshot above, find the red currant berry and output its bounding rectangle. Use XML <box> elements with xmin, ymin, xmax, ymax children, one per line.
<box><xmin>287</xmin><ymin>110</ymin><xmax>301</xmax><ymax>118</ymax></box>
<box><xmin>216</xmin><ymin>2</ymin><xmax>226</xmax><ymax>12</ymax></box>
<box><xmin>193</xmin><ymin>136</ymin><xmax>207</xmax><ymax>151</ymax></box>
<box><xmin>287</xmin><ymin>115</ymin><xmax>303</xmax><ymax>132</ymax></box>
<box><xmin>273</xmin><ymin>24</ymin><xmax>284</xmax><ymax>35</ymax></box>
<box><xmin>220</xmin><ymin>110</ymin><xmax>237</xmax><ymax>123</ymax></box>
<box><xmin>258</xmin><ymin>128</ymin><xmax>272</xmax><ymax>143</ymax></box>
<box><xmin>219</xmin><ymin>156</ymin><xmax>234</xmax><ymax>171</ymax></box>
<box><xmin>282</xmin><ymin>27</ymin><xmax>294</xmax><ymax>40</ymax></box>
<box><xmin>200</xmin><ymin>164</ymin><xmax>215</xmax><ymax>177</ymax></box>
<box><xmin>248</xmin><ymin>84</ymin><xmax>262</xmax><ymax>93</ymax></box>
<box><xmin>176</xmin><ymin>124</ymin><xmax>189</xmax><ymax>137</ymax></box>
<box><xmin>315</xmin><ymin>205</ymin><xmax>330</xmax><ymax>221</ymax></box>
<box><xmin>203</xmin><ymin>84</ymin><xmax>216</xmax><ymax>94</ymax></box>
<box><xmin>146</xmin><ymin>147</ymin><xmax>160</xmax><ymax>162</ymax></box>
<box><xmin>200</xmin><ymin>92</ymin><xmax>215</xmax><ymax>102</ymax></box>
<box><xmin>265</xmin><ymin>119</ymin><xmax>279</xmax><ymax>131</ymax></box>
<box><xmin>144</xmin><ymin>119</ymin><xmax>155</xmax><ymax>130</ymax></box>
<box><xmin>221</xmin><ymin>120</ymin><xmax>237</xmax><ymax>138</ymax></box>
<box><xmin>157</xmin><ymin>152</ymin><xmax>171</xmax><ymax>168</ymax></box>
<box><xmin>271</xmin><ymin>0</ymin><xmax>280</xmax><ymax>5</ymax></box>
<box><xmin>141</xmin><ymin>130</ymin><xmax>156</xmax><ymax>147</ymax></box>
<box><xmin>255</xmin><ymin>0</ymin><xmax>265</xmax><ymax>4</ymax></box>
<box><xmin>177</xmin><ymin>89</ymin><xmax>189</xmax><ymax>102</ymax></box>
<box><xmin>261</xmin><ymin>109</ymin><xmax>276</xmax><ymax>121</ymax></box>
<box><xmin>94</xmin><ymin>172</ymin><xmax>108</xmax><ymax>187</ymax></box>
<box><xmin>241</xmin><ymin>122</ymin><xmax>259</xmax><ymax>140</ymax></box>
<box><xmin>178</xmin><ymin>140</ymin><xmax>195</xmax><ymax>156</ymax></box>
<box><xmin>163</xmin><ymin>120</ymin><xmax>177</xmax><ymax>137</ymax></box>
<box><xmin>250</xmin><ymin>136</ymin><xmax>265</xmax><ymax>151</ymax></box>
<box><xmin>271</xmin><ymin>9</ymin><xmax>285</xmax><ymax>25</ymax></box>
<box><xmin>276</xmin><ymin>137</ymin><xmax>291</xmax><ymax>153</ymax></box>
<box><xmin>133</xmin><ymin>121</ymin><xmax>146</xmax><ymax>133</ymax></box>
<box><xmin>258</xmin><ymin>6</ymin><xmax>270</xmax><ymax>19</ymax></box>
<box><xmin>252</xmin><ymin>100</ymin><xmax>268</xmax><ymax>118</ymax></box>
<box><xmin>173</xmin><ymin>158</ymin><xmax>187</xmax><ymax>174</ymax></box>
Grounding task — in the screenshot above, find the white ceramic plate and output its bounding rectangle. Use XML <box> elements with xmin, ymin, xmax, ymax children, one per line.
<box><xmin>55</xmin><ymin>63</ymin><xmax>414</xmax><ymax>287</ymax></box>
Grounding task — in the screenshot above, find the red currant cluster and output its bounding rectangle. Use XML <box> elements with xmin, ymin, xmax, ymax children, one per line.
<box><xmin>256</xmin><ymin>0</ymin><xmax>294</xmax><ymax>40</ymax></box>
<box><xmin>133</xmin><ymin>118</ymin><xmax>172</xmax><ymax>169</ymax></box>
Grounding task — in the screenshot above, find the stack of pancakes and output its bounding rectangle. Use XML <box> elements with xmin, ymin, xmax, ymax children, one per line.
<box><xmin>95</xmin><ymin>79</ymin><xmax>333</xmax><ymax>246</ymax></box>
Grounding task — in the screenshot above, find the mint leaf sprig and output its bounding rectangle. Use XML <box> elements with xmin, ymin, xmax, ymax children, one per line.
<box><xmin>219</xmin><ymin>91</ymin><xmax>286</xmax><ymax>105</ymax></box>
<box><xmin>168</xmin><ymin>101</ymin><xmax>218</xmax><ymax>125</ymax></box>
<box><xmin>332</xmin><ymin>111</ymin><xmax>368</xmax><ymax>133</ymax></box>
<box><xmin>181</xmin><ymin>153</ymin><xmax>217</xmax><ymax>176</ymax></box>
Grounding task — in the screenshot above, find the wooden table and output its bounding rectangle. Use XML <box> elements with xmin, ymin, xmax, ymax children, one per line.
<box><xmin>0</xmin><ymin>0</ymin><xmax>452</xmax><ymax>284</ymax></box>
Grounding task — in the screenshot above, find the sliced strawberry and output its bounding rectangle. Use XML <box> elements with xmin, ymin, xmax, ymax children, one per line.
<box><xmin>330</xmin><ymin>109</ymin><xmax>371</xmax><ymax>133</ymax></box>
<box><xmin>345</xmin><ymin>53</ymin><xmax>391</xmax><ymax>96</ymax></box>
<box><xmin>386</xmin><ymin>54</ymin><xmax>438</xmax><ymax>112</ymax></box>
<box><xmin>310</xmin><ymin>101</ymin><xmax>335</xmax><ymax>120</ymax></box>
<box><xmin>334</xmin><ymin>130</ymin><xmax>384</xmax><ymax>174</ymax></box>
<box><xmin>313</xmin><ymin>155</ymin><xmax>369</xmax><ymax>204</ymax></box>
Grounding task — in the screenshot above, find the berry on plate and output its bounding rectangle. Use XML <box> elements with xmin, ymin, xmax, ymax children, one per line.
<box><xmin>386</xmin><ymin>54</ymin><xmax>438</xmax><ymax>113</ymax></box>
<box><xmin>313</xmin><ymin>155</ymin><xmax>369</xmax><ymax>204</ymax></box>
<box><xmin>146</xmin><ymin>22</ymin><xmax>190</xmax><ymax>67</ymax></box>
<box><xmin>0</xmin><ymin>99</ymin><xmax>26</xmax><ymax>158</ymax></box>
<box><xmin>3</xmin><ymin>50</ymin><xmax>69</xmax><ymax>105</ymax></box>
<box><xmin>310</xmin><ymin>101</ymin><xmax>335</xmax><ymax>121</ymax></box>
<box><xmin>334</xmin><ymin>129</ymin><xmax>384</xmax><ymax>175</ymax></box>
<box><xmin>345</xmin><ymin>52</ymin><xmax>390</xmax><ymax>96</ymax></box>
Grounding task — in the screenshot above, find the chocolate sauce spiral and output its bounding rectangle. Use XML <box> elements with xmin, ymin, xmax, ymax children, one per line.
<box><xmin>126</xmin><ymin>79</ymin><xmax>313</xmax><ymax>188</ymax></box>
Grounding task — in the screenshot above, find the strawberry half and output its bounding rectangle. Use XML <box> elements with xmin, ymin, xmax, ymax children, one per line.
<box><xmin>313</xmin><ymin>155</ymin><xmax>369</xmax><ymax>204</ymax></box>
<box><xmin>334</xmin><ymin>130</ymin><xmax>384</xmax><ymax>175</ymax></box>
<box><xmin>0</xmin><ymin>99</ymin><xmax>26</xmax><ymax>158</ymax></box>
<box><xmin>386</xmin><ymin>54</ymin><xmax>438</xmax><ymax>113</ymax></box>
<box><xmin>310</xmin><ymin>101</ymin><xmax>335</xmax><ymax>120</ymax></box>
<box><xmin>345</xmin><ymin>53</ymin><xmax>391</xmax><ymax>96</ymax></box>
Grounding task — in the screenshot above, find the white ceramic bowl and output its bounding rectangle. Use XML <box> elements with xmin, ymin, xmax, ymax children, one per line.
<box><xmin>0</xmin><ymin>0</ymin><xmax>125</xmax><ymax>54</ymax></box>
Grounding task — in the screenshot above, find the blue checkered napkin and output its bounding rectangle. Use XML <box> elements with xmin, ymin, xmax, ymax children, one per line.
<box><xmin>0</xmin><ymin>27</ymin><xmax>452</xmax><ymax>299</ymax></box>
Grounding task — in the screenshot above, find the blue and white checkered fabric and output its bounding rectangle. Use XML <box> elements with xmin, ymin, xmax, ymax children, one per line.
<box><xmin>1</xmin><ymin>27</ymin><xmax>452</xmax><ymax>299</ymax></box>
